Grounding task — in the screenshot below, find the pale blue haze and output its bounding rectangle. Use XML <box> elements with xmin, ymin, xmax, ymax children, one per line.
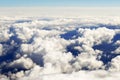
<box><xmin>0</xmin><ymin>0</ymin><xmax>120</xmax><ymax>7</ymax></box>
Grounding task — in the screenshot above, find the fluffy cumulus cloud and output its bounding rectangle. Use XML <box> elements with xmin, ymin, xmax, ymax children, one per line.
<box><xmin>0</xmin><ymin>17</ymin><xmax>120</xmax><ymax>80</ymax></box>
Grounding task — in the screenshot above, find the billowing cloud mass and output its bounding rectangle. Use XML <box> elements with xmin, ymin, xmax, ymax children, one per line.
<box><xmin>0</xmin><ymin>17</ymin><xmax>120</xmax><ymax>80</ymax></box>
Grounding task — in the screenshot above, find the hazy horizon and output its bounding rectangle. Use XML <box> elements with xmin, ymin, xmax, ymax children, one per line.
<box><xmin>0</xmin><ymin>7</ymin><xmax>120</xmax><ymax>17</ymax></box>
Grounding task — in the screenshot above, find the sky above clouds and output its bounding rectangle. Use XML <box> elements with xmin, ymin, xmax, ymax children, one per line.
<box><xmin>0</xmin><ymin>0</ymin><xmax>120</xmax><ymax>7</ymax></box>
<box><xmin>0</xmin><ymin>0</ymin><xmax>120</xmax><ymax>17</ymax></box>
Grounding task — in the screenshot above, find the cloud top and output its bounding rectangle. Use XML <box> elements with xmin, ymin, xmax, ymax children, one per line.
<box><xmin>0</xmin><ymin>17</ymin><xmax>120</xmax><ymax>80</ymax></box>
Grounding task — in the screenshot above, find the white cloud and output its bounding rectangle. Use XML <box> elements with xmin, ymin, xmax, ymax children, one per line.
<box><xmin>112</xmin><ymin>47</ymin><xmax>120</xmax><ymax>54</ymax></box>
<box><xmin>0</xmin><ymin>17</ymin><xmax>120</xmax><ymax>80</ymax></box>
<box><xmin>8</xmin><ymin>57</ymin><xmax>34</xmax><ymax>70</ymax></box>
<box><xmin>109</xmin><ymin>56</ymin><xmax>120</xmax><ymax>71</ymax></box>
<box><xmin>19</xmin><ymin>70</ymin><xmax>120</xmax><ymax>80</ymax></box>
<box><xmin>0</xmin><ymin>44</ymin><xmax>3</xmax><ymax>56</ymax></box>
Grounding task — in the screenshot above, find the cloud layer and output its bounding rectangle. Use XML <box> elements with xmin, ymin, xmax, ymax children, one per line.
<box><xmin>0</xmin><ymin>17</ymin><xmax>120</xmax><ymax>80</ymax></box>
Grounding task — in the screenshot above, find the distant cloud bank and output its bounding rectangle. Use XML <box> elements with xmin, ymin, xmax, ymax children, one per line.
<box><xmin>0</xmin><ymin>7</ymin><xmax>120</xmax><ymax>17</ymax></box>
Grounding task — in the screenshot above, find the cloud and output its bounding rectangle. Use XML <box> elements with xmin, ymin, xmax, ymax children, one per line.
<box><xmin>112</xmin><ymin>47</ymin><xmax>120</xmax><ymax>54</ymax></box>
<box><xmin>8</xmin><ymin>57</ymin><xmax>34</xmax><ymax>70</ymax></box>
<box><xmin>0</xmin><ymin>17</ymin><xmax>120</xmax><ymax>80</ymax></box>
<box><xmin>109</xmin><ymin>56</ymin><xmax>120</xmax><ymax>71</ymax></box>
<box><xmin>0</xmin><ymin>44</ymin><xmax>3</xmax><ymax>56</ymax></box>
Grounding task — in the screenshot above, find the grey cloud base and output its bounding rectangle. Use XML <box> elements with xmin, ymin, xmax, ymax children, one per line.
<box><xmin>0</xmin><ymin>17</ymin><xmax>120</xmax><ymax>80</ymax></box>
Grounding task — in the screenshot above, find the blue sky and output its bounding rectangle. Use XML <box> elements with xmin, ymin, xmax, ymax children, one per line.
<box><xmin>0</xmin><ymin>0</ymin><xmax>120</xmax><ymax>7</ymax></box>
